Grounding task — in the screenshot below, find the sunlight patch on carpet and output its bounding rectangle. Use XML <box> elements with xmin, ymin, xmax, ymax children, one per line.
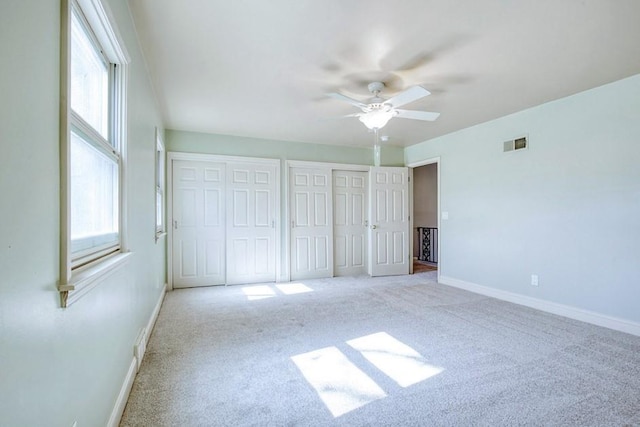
<box><xmin>276</xmin><ymin>282</ymin><xmax>313</xmax><ymax>295</ymax></box>
<box><xmin>291</xmin><ymin>346</ymin><xmax>387</xmax><ymax>417</ymax></box>
<box><xmin>347</xmin><ymin>332</ymin><xmax>444</xmax><ymax>387</ymax></box>
<box><xmin>241</xmin><ymin>285</ymin><xmax>276</xmax><ymax>300</ymax></box>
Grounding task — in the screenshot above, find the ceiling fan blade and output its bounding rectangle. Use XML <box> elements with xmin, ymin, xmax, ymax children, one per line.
<box><xmin>395</xmin><ymin>109</ymin><xmax>440</xmax><ymax>121</ymax></box>
<box><xmin>320</xmin><ymin>113</ymin><xmax>361</xmax><ymax>122</ymax></box>
<box><xmin>327</xmin><ymin>92</ymin><xmax>367</xmax><ymax>108</ymax></box>
<box><xmin>385</xmin><ymin>86</ymin><xmax>431</xmax><ymax>108</ymax></box>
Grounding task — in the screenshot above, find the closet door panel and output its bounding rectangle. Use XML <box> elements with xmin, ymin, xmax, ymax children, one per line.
<box><xmin>290</xmin><ymin>167</ymin><xmax>333</xmax><ymax>280</ymax></box>
<box><xmin>333</xmin><ymin>170</ymin><xmax>368</xmax><ymax>277</ymax></box>
<box><xmin>226</xmin><ymin>162</ymin><xmax>277</xmax><ymax>284</ymax></box>
<box><xmin>172</xmin><ymin>160</ymin><xmax>226</xmax><ymax>288</ymax></box>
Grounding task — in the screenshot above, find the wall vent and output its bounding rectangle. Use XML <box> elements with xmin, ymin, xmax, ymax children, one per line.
<box><xmin>503</xmin><ymin>136</ymin><xmax>528</xmax><ymax>152</ymax></box>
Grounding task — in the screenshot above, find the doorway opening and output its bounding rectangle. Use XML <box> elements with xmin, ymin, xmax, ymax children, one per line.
<box><xmin>411</xmin><ymin>160</ymin><xmax>439</xmax><ymax>275</ymax></box>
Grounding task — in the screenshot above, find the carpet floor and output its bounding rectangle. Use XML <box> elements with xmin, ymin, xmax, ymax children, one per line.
<box><xmin>120</xmin><ymin>272</ymin><xmax>640</xmax><ymax>426</ymax></box>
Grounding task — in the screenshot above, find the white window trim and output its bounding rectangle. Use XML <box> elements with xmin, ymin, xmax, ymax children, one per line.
<box><xmin>59</xmin><ymin>0</ymin><xmax>130</xmax><ymax>308</ymax></box>
<box><xmin>155</xmin><ymin>128</ymin><xmax>166</xmax><ymax>242</ymax></box>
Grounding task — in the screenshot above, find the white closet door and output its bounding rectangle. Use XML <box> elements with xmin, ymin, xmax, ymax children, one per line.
<box><xmin>226</xmin><ymin>162</ymin><xmax>277</xmax><ymax>285</ymax></box>
<box><xmin>369</xmin><ymin>167</ymin><xmax>410</xmax><ymax>276</ymax></box>
<box><xmin>290</xmin><ymin>167</ymin><xmax>332</xmax><ymax>280</ymax></box>
<box><xmin>333</xmin><ymin>170</ymin><xmax>368</xmax><ymax>276</ymax></box>
<box><xmin>172</xmin><ymin>160</ymin><xmax>226</xmax><ymax>288</ymax></box>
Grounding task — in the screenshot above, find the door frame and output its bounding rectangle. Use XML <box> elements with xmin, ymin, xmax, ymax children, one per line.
<box><xmin>407</xmin><ymin>157</ymin><xmax>441</xmax><ymax>282</ymax></box>
<box><xmin>284</xmin><ymin>160</ymin><xmax>369</xmax><ymax>282</ymax></box>
<box><xmin>167</xmin><ymin>151</ymin><xmax>280</xmax><ymax>290</ymax></box>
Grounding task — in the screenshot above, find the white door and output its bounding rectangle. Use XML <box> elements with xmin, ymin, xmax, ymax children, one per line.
<box><xmin>290</xmin><ymin>167</ymin><xmax>332</xmax><ymax>280</ymax></box>
<box><xmin>226</xmin><ymin>162</ymin><xmax>277</xmax><ymax>284</ymax></box>
<box><xmin>333</xmin><ymin>170</ymin><xmax>368</xmax><ymax>276</ymax></box>
<box><xmin>369</xmin><ymin>166</ymin><xmax>410</xmax><ymax>276</ymax></box>
<box><xmin>172</xmin><ymin>160</ymin><xmax>226</xmax><ymax>288</ymax></box>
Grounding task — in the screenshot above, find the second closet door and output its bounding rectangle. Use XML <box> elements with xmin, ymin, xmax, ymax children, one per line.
<box><xmin>290</xmin><ymin>167</ymin><xmax>332</xmax><ymax>280</ymax></box>
<box><xmin>333</xmin><ymin>170</ymin><xmax>368</xmax><ymax>276</ymax></box>
<box><xmin>226</xmin><ymin>162</ymin><xmax>277</xmax><ymax>285</ymax></box>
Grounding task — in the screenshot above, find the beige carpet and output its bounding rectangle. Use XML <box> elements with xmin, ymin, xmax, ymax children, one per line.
<box><xmin>120</xmin><ymin>272</ymin><xmax>640</xmax><ymax>426</ymax></box>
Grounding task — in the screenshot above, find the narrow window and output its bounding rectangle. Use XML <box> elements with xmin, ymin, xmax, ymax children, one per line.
<box><xmin>156</xmin><ymin>130</ymin><xmax>166</xmax><ymax>239</ymax></box>
<box><xmin>69</xmin><ymin>4</ymin><xmax>120</xmax><ymax>266</ymax></box>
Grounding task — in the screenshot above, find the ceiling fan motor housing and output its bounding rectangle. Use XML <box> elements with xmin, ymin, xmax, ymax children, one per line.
<box><xmin>368</xmin><ymin>81</ymin><xmax>385</xmax><ymax>95</ymax></box>
<box><xmin>364</xmin><ymin>103</ymin><xmax>393</xmax><ymax>114</ymax></box>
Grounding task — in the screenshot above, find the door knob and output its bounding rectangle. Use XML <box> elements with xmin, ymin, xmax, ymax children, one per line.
<box><xmin>371</xmin><ymin>224</ymin><xmax>377</xmax><ymax>229</ymax></box>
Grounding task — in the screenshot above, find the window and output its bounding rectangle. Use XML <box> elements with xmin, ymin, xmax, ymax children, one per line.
<box><xmin>59</xmin><ymin>0</ymin><xmax>130</xmax><ymax>307</ymax></box>
<box><xmin>155</xmin><ymin>129</ymin><xmax>166</xmax><ymax>239</ymax></box>
<box><xmin>70</xmin><ymin>7</ymin><xmax>119</xmax><ymax>265</ymax></box>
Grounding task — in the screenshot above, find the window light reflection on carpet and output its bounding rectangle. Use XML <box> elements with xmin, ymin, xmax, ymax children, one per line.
<box><xmin>291</xmin><ymin>346</ymin><xmax>387</xmax><ymax>417</ymax></box>
<box><xmin>275</xmin><ymin>282</ymin><xmax>313</xmax><ymax>295</ymax></box>
<box><xmin>241</xmin><ymin>285</ymin><xmax>275</xmax><ymax>300</ymax></box>
<box><xmin>347</xmin><ymin>332</ymin><xmax>444</xmax><ymax>387</ymax></box>
<box><xmin>291</xmin><ymin>331</ymin><xmax>444</xmax><ymax>417</ymax></box>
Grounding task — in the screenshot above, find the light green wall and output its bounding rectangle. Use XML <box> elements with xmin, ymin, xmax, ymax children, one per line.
<box><xmin>167</xmin><ymin>129</ymin><xmax>405</xmax><ymax>166</ymax></box>
<box><xmin>0</xmin><ymin>1</ymin><xmax>165</xmax><ymax>426</ymax></box>
<box><xmin>1</xmin><ymin>1</ymin><xmax>637</xmax><ymax>424</ymax></box>
<box><xmin>406</xmin><ymin>74</ymin><xmax>640</xmax><ymax>324</ymax></box>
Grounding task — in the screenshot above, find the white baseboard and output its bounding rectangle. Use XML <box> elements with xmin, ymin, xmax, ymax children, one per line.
<box><xmin>439</xmin><ymin>275</ymin><xmax>640</xmax><ymax>337</ymax></box>
<box><xmin>145</xmin><ymin>282</ymin><xmax>167</xmax><ymax>348</ymax></box>
<box><xmin>107</xmin><ymin>283</ymin><xmax>167</xmax><ymax>427</ymax></box>
<box><xmin>107</xmin><ymin>358</ymin><xmax>137</xmax><ymax>427</ymax></box>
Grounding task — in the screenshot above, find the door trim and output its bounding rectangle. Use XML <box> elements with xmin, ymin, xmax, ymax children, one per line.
<box><xmin>167</xmin><ymin>151</ymin><xmax>280</xmax><ymax>290</ymax></box>
<box><xmin>407</xmin><ymin>157</ymin><xmax>441</xmax><ymax>283</ymax></box>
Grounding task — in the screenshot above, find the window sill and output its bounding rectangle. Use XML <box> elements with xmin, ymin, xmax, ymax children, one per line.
<box><xmin>58</xmin><ymin>251</ymin><xmax>132</xmax><ymax>308</ymax></box>
<box><xmin>155</xmin><ymin>231</ymin><xmax>167</xmax><ymax>243</ymax></box>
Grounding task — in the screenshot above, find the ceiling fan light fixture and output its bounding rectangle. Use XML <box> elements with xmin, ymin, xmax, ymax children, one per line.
<box><xmin>328</xmin><ymin>82</ymin><xmax>438</xmax><ymax>131</ymax></box>
<box><xmin>359</xmin><ymin>104</ymin><xmax>396</xmax><ymax>130</ymax></box>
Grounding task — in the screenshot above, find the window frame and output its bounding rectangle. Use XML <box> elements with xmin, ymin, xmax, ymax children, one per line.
<box><xmin>59</xmin><ymin>0</ymin><xmax>130</xmax><ymax>308</ymax></box>
<box><xmin>155</xmin><ymin>128</ymin><xmax>166</xmax><ymax>241</ymax></box>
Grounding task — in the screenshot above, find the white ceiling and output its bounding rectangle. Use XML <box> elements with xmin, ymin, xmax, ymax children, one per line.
<box><xmin>129</xmin><ymin>0</ymin><xmax>640</xmax><ymax>148</ymax></box>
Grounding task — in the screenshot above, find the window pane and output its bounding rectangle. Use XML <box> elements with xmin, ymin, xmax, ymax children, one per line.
<box><xmin>155</xmin><ymin>139</ymin><xmax>165</xmax><ymax>232</ymax></box>
<box><xmin>156</xmin><ymin>148</ymin><xmax>163</xmax><ymax>185</ymax></box>
<box><xmin>70</xmin><ymin>131</ymin><xmax>119</xmax><ymax>255</ymax></box>
<box><xmin>70</xmin><ymin>10</ymin><xmax>109</xmax><ymax>139</ymax></box>
<box><xmin>156</xmin><ymin>189</ymin><xmax>163</xmax><ymax>229</ymax></box>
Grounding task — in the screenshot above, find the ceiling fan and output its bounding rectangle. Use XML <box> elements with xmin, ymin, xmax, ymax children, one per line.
<box><xmin>328</xmin><ymin>81</ymin><xmax>440</xmax><ymax>130</ymax></box>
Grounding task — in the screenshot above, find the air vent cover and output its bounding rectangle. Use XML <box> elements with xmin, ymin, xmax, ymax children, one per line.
<box><xmin>503</xmin><ymin>136</ymin><xmax>528</xmax><ymax>152</ymax></box>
